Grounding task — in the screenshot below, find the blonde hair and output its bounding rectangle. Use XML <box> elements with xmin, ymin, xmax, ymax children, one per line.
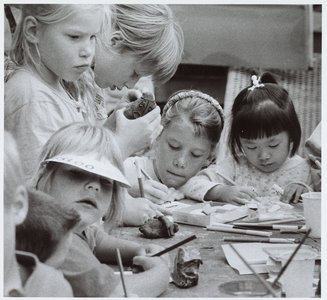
<box><xmin>103</xmin><ymin>4</ymin><xmax>184</xmax><ymax>85</ymax></box>
<box><xmin>162</xmin><ymin>90</ymin><xmax>224</xmax><ymax>165</ymax></box>
<box><xmin>10</xmin><ymin>4</ymin><xmax>109</xmax><ymax>71</ymax></box>
<box><xmin>4</xmin><ymin>131</ymin><xmax>26</xmax><ymax>207</ymax></box>
<box><xmin>33</xmin><ymin>122</ymin><xmax>124</xmax><ymax>231</ymax></box>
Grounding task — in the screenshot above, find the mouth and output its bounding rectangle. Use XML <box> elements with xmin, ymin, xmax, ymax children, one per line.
<box><xmin>260</xmin><ymin>163</ymin><xmax>274</xmax><ymax>167</ymax></box>
<box><xmin>167</xmin><ymin>170</ymin><xmax>185</xmax><ymax>178</ymax></box>
<box><xmin>76</xmin><ymin>198</ymin><xmax>97</xmax><ymax>209</ymax></box>
<box><xmin>75</xmin><ymin>64</ymin><xmax>90</xmax><ymax>69</ymax></box>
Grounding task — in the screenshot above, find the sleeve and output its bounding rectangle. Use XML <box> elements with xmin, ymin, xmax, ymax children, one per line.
<box><xmin>60</xmin><ymin>233</ymin><xmax>120</xmax><ymax>297</ymax></box>
<box><xmin>179</xmin><ymin>156</ymin><xmax>237</xmax><ymax>201</ymax></box>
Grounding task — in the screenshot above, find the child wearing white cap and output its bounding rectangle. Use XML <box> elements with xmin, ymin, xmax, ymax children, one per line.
<box><xmin>32</xmin><ymin>122</ymin><xmax>170</xmax><ymax>297</ymax></box>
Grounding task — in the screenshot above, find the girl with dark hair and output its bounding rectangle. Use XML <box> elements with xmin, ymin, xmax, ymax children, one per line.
<box><xmin>182</xmin><ymin>72</ymin><xmax>313</xmax><ymax>204</ymax></box>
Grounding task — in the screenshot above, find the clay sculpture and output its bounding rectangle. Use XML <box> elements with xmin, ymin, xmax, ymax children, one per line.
<box><xmin>172</xmin><ymin>247</ymin><xmax>203</xmax><ymax>288</ymax></box>
<box><xmin>124</xmin><ymin>90</ymin><xmax>157</xmax><ymax>119</ymax></box>
<box><xmin>139</xmin><ymin>216</ymin><xmax>179</xmax><ymax>238</ymax></box>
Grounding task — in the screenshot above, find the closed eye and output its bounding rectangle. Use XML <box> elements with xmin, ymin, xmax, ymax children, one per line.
<box><xmin>269</xmin><ymin>143</ymin><xmax>279</xmax><ymax>148</ymax></box>
<box><xmin>169</xmin><ymin>143</ymin><xmax>179</xmax><ymax>150</ymax></box>
<box><xmin>100</xmin><ymin>178</ymin><xmax>112</xmax><ymax>186</ymax></box>
<box><xmin>69</xmin><ymin>35</ymin><xmax>80</xmax><ymax>40</ymax></box>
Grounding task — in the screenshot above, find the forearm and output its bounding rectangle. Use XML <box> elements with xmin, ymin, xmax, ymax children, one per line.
<box><xmin>96</xmin><ymin>235</ymin><xmax>141</xmax><ymax>265</ymax></box>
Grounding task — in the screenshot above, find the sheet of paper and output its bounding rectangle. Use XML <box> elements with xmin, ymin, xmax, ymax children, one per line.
<box><xmin>221</xmin><ymin>243</ymin><xmax>315</xmax><ymax>275</ymax></box>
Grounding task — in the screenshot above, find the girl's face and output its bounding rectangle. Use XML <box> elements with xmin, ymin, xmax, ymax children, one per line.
<box><xmin>94</xmin><ymin>42</ymin><xmax>151</xmax><ymax>90</ymax></box>
<box><xmin>155</xmin><ymin>119</ymin><xmax>212</xmax><ymax>189</ymax></box>
<box><xmin>46</xmin><ymin>164</ymin><xmax>113</xmax><ymax>229</ymax></box>
<box><xmin>36</xmin><ymin>8</ymin><xmax>103</xmax><ymax>84</ymax></box>
<box><xmin>240</xmin><ymin>131</ymin><xmax>291</xmax><ymax>173</ymax></box>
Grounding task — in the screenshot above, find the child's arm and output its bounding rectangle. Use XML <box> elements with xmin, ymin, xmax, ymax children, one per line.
<box><xmin>105</xmin><ymin>106</ymin><xmax>162</xmax><ymax>160</ymax></box>
<box><xmin>204</xmin><ymin>185</ymin><xmax>255</xmax><ymax>205</ymax></box>
<box><xmin>95</xmin><ymin>232</ymin><xmax>167</xmax><ymax>265</ymax></box>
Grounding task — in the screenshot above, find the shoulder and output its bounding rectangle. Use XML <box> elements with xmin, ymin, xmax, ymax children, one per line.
<box><xmin>16</xmin><ymin>251</ymin><xmax>73</xmax><ymax>297</ymax></box>
<box><xmin>281</xmin><ymin>155</ymin><xmax>309</xmax><ymax>170</ymax></box>
<box><xmin>5</xmin><ymin>69</ymin><xmax>56</xmax><ymax>108</ymax></box>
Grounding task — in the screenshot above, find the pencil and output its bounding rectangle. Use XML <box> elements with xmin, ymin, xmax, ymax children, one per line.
<box><xmin>225</xmin><ymin>223</ymin><xmax>306</xmax><ymax>231</ymax></box>
<box><xmin>135</xmin><ymin>160</ymin><xmax>144</xmax><ymax>197</ymax></box>
<box><xmin>223</xmin><ymin>237</ymin><xmax>298</xmax><ymax>243</ymax></box>
<box><xmin>229</xmin><ymin>244</ymin><xmax>279</xmax><ymax>297</ymax></box>
<box><xmin>151</xmin><ymin>235</ymin><xmax>197</xmax><ymax>257</ymax></box>
<box><xmin>206</xmin><ymin>225</ymin><xmax>272</xmax><ymax>237</ymax></box>
<box><xmin>116</xmin><ymin>248</ymin><xmax>128</xmax><ymax>298</ymax></box>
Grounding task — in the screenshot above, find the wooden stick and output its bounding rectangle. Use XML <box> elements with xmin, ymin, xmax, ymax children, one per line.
<box><xmin>135</xmin><ymin>160</ymin><xmax>144</xmax><ymax>197</ymax></box>
<box><xmin>229</xmin><ymin>244</ymin><xmax>279</xmax><ymax>297</ymax></box>
<box><xmin>272</xmin><ymin>229</ymin><xmax>311</xmax><ymax>287</ymax></box>
<box><xmin>116</xmin><ymin>248</ymin><xmax>128</xmax><ymax>298</ymax></box>
<box><xmin>151</xmin><ymin>235</ymin><xmax>197</xmax><ymax>257</ymax></box>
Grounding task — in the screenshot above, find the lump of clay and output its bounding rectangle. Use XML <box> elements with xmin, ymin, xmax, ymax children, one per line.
<box><xmin>124</xmin><ymin>90</ymin><xmax>156</xmax><ymax>119</ymax></box>
<box><xmin>172</xmin><ymin>247</ymin><xmax>203</xmax><ymax>288</ymax></box>
<box><xmin>139</xmin><ymin>216</ymin><xmax>179</xmax><ymax>238</ymax></box>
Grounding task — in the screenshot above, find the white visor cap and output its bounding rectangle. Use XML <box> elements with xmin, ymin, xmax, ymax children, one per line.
<box><xmin>44</xmin><ymin>153</ymin><xmax>130</xmax><ymax>188</ymax></box>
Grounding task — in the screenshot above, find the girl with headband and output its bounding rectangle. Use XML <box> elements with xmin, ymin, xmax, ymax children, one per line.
<box><xmin>123</xmin><ymin>90</ymin><xmax>224</xmax><ymax>205</ymax></box>
<box><xmin>182</xmin><ymin>72</ymin><xmax>313</xmax><ymax>204</ymax></box>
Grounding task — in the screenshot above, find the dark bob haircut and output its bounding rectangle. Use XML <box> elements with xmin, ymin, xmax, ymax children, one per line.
<box><xmin>229</xmin><ymin>72</ymin><xmax>301</xmax><ymax>162</ymax></box>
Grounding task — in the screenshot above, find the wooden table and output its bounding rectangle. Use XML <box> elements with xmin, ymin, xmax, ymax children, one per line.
<box><xmin>112</xmin><ymin>202</ymin><xmax>321</xmax><ymax>298</ymax></box>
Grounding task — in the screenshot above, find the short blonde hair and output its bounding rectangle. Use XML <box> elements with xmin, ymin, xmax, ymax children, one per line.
<box><xmin>105</xmin><ymin>4</ymin><xmax>184</xmax><ymax>85</ymax></box>
<box><xmin>4</xmin><ymin>131</ymin><xmax>25</xmax><ymax>207</ymax></box>
<box><xmin>33</xmin><ymin>122</ymin><xmax>124</xmax><ymax>231</ymax></box>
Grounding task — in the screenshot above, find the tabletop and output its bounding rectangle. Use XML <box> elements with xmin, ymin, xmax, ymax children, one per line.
<box><xmin>111</xmin><ymin>201</ymin><xmax>321</xmax><ymax>298</ymax></box>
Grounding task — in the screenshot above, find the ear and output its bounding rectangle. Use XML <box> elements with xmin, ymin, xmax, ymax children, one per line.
<box><xmin>110</xmin><ymin>31</ymin><xmax>125</xmax><ymax>49</ymax></box>
<box><xmin>23</xmin><ymin>16</ymin><xmax>40</xmax><ymax>44</ymax></box>
<box><xmin>12</xmin><ymin>185</ymin><xmax>29</xmax><ymax>226</ymax></box>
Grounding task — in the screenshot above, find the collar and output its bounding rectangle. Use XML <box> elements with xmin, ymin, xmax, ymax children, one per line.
<box><xmin>4</xmin><ymin>251</ymin><xmax>38</xmax><ymax>297</ymax></box>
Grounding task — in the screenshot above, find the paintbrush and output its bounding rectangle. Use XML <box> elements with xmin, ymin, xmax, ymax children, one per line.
<box><xmin>116</xmin><ymin>248</ymin><xmax>128</xmax><ymax>298</ymax></box>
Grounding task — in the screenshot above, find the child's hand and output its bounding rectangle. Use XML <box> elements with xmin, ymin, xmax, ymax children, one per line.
<box><xmin>122</xmin><ymin>197</ymin><xmax>159</xmax><ymax>226</ymax></box>
<box><xmin>135</xmin><ymin>244</ymin><xmax>170</xmax><ymax>267</ymax></box>
<box><xmin>132</xmin><ymin>255</ymin><xmax>168</xmax><ymax>272</ymax></box>
<box><xmin>114</xmin><ymin>106</ymin><xmax>163</xmax><ymax>159</ymax></box>
<box><xmin>280</xmin><ymin>183</ymin><xmax>308</xmax><ymax>203</ymax></box>
<box><xmin>143</xmin><ymin>180</ymin><xmax>169</xmax><ymax>204</ymax></box>
<box><xmin>208</xmin><ymin>185</ymin><xmax>256</xmax><ymax>205</ymax></box>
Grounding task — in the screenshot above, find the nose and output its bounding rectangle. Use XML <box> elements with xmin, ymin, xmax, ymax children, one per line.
<box><xmin>125</xmin><ymin>77</ymin><xmax>139</xmax><ymax>89</ymax></box>
<box><xmin>79</xmin><ymin>40</ymin><xmax>94</xmax><ymax>58</ymax></box>
<box><xmin>258</xmin><ymin>148</ymin><xmax>271</xmax><ymax>161</ymax></box>
<box><xmin>173</xmin><ymin>154</ymin><xmax>187</xmax><ymax>168</ymax></box>
<box><xmin>84</xmin><ymin>178</ymin><xmax>100</xmax><ymax>192</ymax></box>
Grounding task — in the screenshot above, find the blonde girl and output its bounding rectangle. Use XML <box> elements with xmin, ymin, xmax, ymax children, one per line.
<box><xmin>183</xmin><ymin>72</ymin><xmax>313</xmax><ymax>204</ymax></box>
<box><xmin>5</xmin><ymin>4</ymin><xmax>162</xmax><ymax>182</ymax></box>
<box><xmin>32</xmin><ymin>122</ymin><xmax>170</xmax><ymax>297</ymax></box>
<box><xmin>5</xmin><ymin>4</ymin><xmax>107</xmax><ymax>180</ymax></box>
<box><xmin>124</xmin><ymin>90</ymin><xmax>224</xmax><ymax>204</ymax></box>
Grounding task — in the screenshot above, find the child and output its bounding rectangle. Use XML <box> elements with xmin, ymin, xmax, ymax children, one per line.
<box><xmin>4</xmin><ymin>4</ymin><xmax>161</xmax><ymax>182</ymax></box>
<box><xmin>4</xmin><ymin>131</ymin><xmax>74</xmax><ymax>297</ymax></box>
<box><xmin>32</xmin><ymin>122</ymin><xmax>170</xmax><ymax>297</ymax></box>
<box><xmin>16</xmin><ymin>188</ymin><xmax>81</xmax><ymax>268</ymax></box>
<box><xmin>94</xmin><ymin>4</ymin><xmax>184</xmax><ymax>90</ymax></box>
<box><xmin>182</xmin><ymin>72</ymin><xmax>313</xmax><ymax>204</ymax></box>
<box><xmin>123</xmin><ymin>90</ymin><xmax>224</xmax><ymax>204</ymax></box>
